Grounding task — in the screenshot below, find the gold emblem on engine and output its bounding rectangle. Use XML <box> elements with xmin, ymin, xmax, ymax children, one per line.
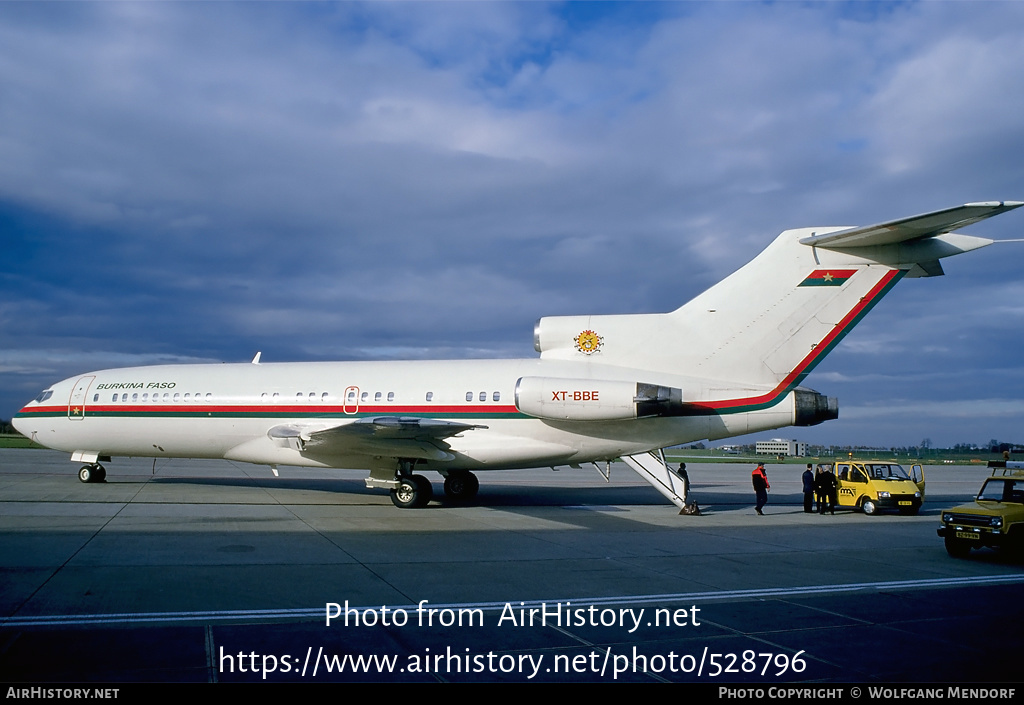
<box><xmin>574</xmin><ymin>330</ymin><xmax>603</xmax><ymax>355</ymax></box>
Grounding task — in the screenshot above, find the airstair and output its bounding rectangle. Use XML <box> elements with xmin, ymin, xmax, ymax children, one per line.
<box><xmin>620</xmin><ymin>449</ymin><xmax>688</xmax><ymax>509</ymax></box>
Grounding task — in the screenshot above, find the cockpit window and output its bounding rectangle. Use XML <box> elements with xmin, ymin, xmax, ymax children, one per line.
<box><xmin>34</xmin><ymin>390</ymin><xmax>54</xmax><ymax>404</ymax></box>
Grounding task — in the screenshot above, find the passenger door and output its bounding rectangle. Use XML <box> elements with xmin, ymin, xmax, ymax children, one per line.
<box><xmin>834</xmin><ymin>463</ymin><xmax>857</xmax><ymax>508</ymax></box>
<box><xmin>67</xmin><ymin>375</ymin><xmax>95</xmax><ymax>420</ymax></box>
<box><xmin>910</xmin><ymin>464</ymin><xmax>926</xmax><ymax>498</ymax></box>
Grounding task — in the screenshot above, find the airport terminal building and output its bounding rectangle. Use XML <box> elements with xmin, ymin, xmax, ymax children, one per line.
<box><xmin>756</xmin><ymin>439</ymin><xmax>807</xmax><ymax>457</ymax></box>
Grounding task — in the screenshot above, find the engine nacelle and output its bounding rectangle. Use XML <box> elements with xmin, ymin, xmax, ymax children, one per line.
<box><xmin>793</xmin><ymin>388</ymin><xmax>839</xmax><ymax>426</ymax></box>
<box><xmin>534</xmin><ymin>316</ymin><xmax>592</xmax><ymax>354</ymax></box>
<box><xmin>514</xmin><ymin>376</ymin><xmax>684</xmax><ymax>421</ymax></box>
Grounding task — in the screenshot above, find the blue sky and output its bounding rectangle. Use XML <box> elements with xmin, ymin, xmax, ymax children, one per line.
<box><xmin>2</xmin><ymin>2</ymin><xmax>1023</xmax><ymax>448</ymax></box>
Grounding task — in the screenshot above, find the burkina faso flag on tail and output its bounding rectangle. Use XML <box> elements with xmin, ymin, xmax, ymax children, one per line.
<box><xmin>798</xmin><ymin>269</ymin><xmax>857</xmax><ymax>287</ymax></box>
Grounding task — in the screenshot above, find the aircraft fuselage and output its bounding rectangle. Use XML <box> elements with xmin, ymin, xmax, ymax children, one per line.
<box><xmin>13</xmin><ymin>357</ymin><xmax>805</xmax><ymax>473</ymax></box>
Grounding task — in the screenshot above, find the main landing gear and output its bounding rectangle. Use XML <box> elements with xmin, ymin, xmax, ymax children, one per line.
<box><xmin>387</xmin><ymin>462</ymin><xmax>480</xmax><ymax>508</ymax></box>
<box><xmin>78</xmin><ymin>463</ymin><xmax>107</xmax><ymax>483</ymax></box>
<box><xmin>443</xmin><ymin>471</ymin><xmax>479</xmax><ymax>502</ymax></box>
<box><xmin>390</xmin><ymin>474</ymin><xmax>433</xmax><ymax>509</ymax></box>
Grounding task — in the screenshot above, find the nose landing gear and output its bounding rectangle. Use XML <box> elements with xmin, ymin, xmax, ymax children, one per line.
<box><xmin>78</xmin><ymin>464</ymin><xmax>107</xmax><ymax>483</ymax></box>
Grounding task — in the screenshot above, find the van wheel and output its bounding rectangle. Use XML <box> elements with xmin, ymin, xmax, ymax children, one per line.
<box><xmin>944</xmin><ymin>536</ymin><xmax>971</xmax><ymax>558</ymax></box>
<box><xmin>861</xmin><ymin>498</ymin><xmax>878</xmax><ymax>515</ymax></box>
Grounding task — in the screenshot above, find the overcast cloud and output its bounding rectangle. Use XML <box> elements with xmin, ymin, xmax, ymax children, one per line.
<box><xmin>2</xmin><ymin>1</ymin><xmax>1023</xmax><ymax>448</ymax></box>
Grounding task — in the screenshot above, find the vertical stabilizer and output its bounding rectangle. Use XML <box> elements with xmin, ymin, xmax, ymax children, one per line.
<box><xmin>535</xmin><ymin>203</ymin><xmax>1019</xmax><ymax>398</ymax></box>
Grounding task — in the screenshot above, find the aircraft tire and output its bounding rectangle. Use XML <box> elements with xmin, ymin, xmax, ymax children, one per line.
<box><xmin>78</xmin><ymin>464</ymin><xmax>106</xmax><ymax>483</ymax></box>
<box><xmin>443</xmin><ymin>472</ymin><xmax>479</xmax><ymax>502</ymax></box>
<box><xmin>390</xmin><ymin>474</ymin><xmax>433</xmax><ymax>509</ymax></box>
<box><xmin>861</xmin><ymin>498</ymin><xmax>878</xmax><ymax>516</ymax></box>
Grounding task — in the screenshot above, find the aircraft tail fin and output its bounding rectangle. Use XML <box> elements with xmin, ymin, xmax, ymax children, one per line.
<box><xmin>535</xmin><ymin>202</ymin><xmax>1021</xmax><ymax>392</ymax></box>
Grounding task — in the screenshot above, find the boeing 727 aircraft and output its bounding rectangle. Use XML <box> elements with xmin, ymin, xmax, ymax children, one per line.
<box><xmin>13</xmin><ymin>201</ymin><xmax>1023</xmax><ymax>508</ymax></box>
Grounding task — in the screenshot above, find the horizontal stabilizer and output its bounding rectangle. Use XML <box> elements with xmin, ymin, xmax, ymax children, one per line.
<box><xmin>800</xmin><ymin>201</ymin><xmax>1023</xmax><ymax>249</ymax></box>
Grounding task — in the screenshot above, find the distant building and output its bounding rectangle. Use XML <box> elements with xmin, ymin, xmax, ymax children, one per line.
<box><xmin>756</xmin><ymin>439</ymin><xmax>807</xmax><ymax>457</ymax></box>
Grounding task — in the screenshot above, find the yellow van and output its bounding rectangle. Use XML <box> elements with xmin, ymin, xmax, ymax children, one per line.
<box><xmin>819</xmin><ymin>461</ymin><xmax>925</xmax><ymax>515</ymax></box>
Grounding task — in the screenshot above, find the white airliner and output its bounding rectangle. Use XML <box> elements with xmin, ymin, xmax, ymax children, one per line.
<box><xmin>13</xmin><ymin>201</ymin><xmax>1023</xmax><ymax>509</ymax></box>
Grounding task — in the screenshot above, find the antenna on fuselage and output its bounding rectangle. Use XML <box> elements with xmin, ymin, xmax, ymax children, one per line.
<box><xmin>251</xmin><ymin>351</ymin><xmax>262</xmax><ymax>364</ymax></box>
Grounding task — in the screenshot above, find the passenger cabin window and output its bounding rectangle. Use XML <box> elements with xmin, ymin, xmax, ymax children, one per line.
<box><xmin>321</xmin><ymin>392</ymin><xmax>329</xmax><ymax>402</ymax></box>
<box><xmin>361</xmin><ymin>391</ymin><xmax>369</xmax><ymax>402</ymax></box>
<box><xmin>493</xmin><ymin>391</ymin><xmax>500</xmax><ymax>402</ymax></box>
<box><xmin>375</xmin><ymin>392</ymin><xmax>382</xmax><ymax>402</ymax></box>
<box><xmin>426</xmin><ymin>392</ymin><xmax>433</xmax><ymax>402</ymax></box>
<box><xmin>387</xmin><ymin>392</ymin><xmax>394</xmax><ymax>402</ymax></box>
<box><xmin>479</xmin><ymin>391</ymin><xmax>486</xmax><ymax>402</ymax></box>
<box><xmin>347</xmin><ymin>390</ymin><xmax>356</xmax><ymax>402</ymax></box>
<box><xmin>93</xmin><ymin>394</ymin><xmax>99</xmax><ymax>402</ymax></box>
<box><xmin>466</xmin><ymin>392</ymin><xmax>473</xmax><ymax>402</ymax></box>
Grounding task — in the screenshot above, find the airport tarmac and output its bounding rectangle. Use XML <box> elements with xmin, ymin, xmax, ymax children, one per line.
<box><xmin>1</xmin><ymin>448</ymin><xmax>1023</xmax><ymax>684</ymax></box>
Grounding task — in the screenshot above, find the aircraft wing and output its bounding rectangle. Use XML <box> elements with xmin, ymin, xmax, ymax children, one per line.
<box><xmin>799</xmin><ymin>201</ymin><xmax>1023</xmax><ymax>248</ymax></box>
<box><xmin>268</xmin><ymin>416</ymin><xmax>487</xmax><ymax>462</ymax></box>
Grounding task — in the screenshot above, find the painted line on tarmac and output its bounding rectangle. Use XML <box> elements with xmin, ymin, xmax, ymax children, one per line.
<box><xmin>4</xmin><ymin>573</ymin><xmax>1023</xmax><ymax>628</ymax></box>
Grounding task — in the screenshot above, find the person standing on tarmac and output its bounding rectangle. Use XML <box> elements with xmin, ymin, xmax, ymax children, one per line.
<box><xmin>814</xmin><ymin>466</ymin><xmax>828</xmax><ymax>513</ymax></box>
<box><xmin>676</xmin><ymin>462</ymin><xmax>690</xmax><ymax>497</ymax></box>
<box><xmin>752</xmin><ymin>462</ymin><xmax>770</xmax><ymax>515</ymax></box>
<box><xmin>828</xmin><ymin>469</ymin><xmax>839</xmax><ymax>514</ymax></box>
<box><xmin>802</xmin><ymin>463</ymin><xmax>815</xmax><ymax>513</ymax></box>
<box><xmin>820</xmin><ymin>467</ymin><xmax>838</xmax><ymax>515</ymax></box>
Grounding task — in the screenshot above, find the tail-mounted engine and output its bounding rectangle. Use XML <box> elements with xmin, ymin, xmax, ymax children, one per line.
<box><xmin>793</xmin><ymin>388</ymin><xmax>839</xmax><ymax>426</ymax></box>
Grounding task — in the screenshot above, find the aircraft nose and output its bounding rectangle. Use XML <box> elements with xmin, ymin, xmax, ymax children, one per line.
<box><xmin>11</xmin><ymin>410</ymin><xmax>31</xmax><ymax>437</ymax></box>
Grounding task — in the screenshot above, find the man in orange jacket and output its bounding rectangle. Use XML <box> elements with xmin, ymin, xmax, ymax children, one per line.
<box><xmin>752</xmin><ymin>462</ymin><xmax>770</xmax><ymax>515</ymax></box>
